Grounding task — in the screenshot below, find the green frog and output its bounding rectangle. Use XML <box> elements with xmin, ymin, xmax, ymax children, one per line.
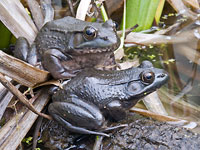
<box><xmin>14</xmin><ymin>16</ymin><xmax>120</xmax><ymax>79</ymax></box>
<box><xmin>48</xmin><ymin>61</ymin><xmax>169</xmax><ymax>136</ymax></box>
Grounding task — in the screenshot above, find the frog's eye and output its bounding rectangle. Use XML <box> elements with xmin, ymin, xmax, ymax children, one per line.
<box><xmin>140</xmin><ymin>71</ymin><xmax>155</xmax><ymax>84</ymax></box>
<box><xmin>83</xmin><ymin>26</ymin><xmax>98</xmax><ymax>40</ymax></box>
<box><xmin>113</xmin><ymin>21</ymin><xmax>119</xmax><ymax>30</ymax></box>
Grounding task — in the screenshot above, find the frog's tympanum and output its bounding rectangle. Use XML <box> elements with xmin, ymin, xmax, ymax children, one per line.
<box><xmin>48</xmin><ymin>61</ymin><xmax>169</xmax><ymax>136</ymax></box>
<box><xmin>14</xmin><ymin>16</ymin><xmax>120</xmax><ymax>79</ymax></box>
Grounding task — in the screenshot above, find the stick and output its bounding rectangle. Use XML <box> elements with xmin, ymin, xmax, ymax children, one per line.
<box><xmin>0</xmin><ymin>72</ymin><xmax>52</xmax><ymax>120</ymax></box>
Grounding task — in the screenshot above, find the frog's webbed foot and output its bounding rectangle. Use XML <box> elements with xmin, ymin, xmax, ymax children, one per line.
<box><xmin>100</xmin><ymin>124</ymin><xmax>128</xmax><ymax>133</ymax></box>
<box><xmin>48</xmin><ymin>97</ymin><xmax>109</xmax><ymax>137</ymax></box>
<box><xmin>42</xmin><ymin>49</ymin><xmax>78</xmax><ymax>79</ymax></box>
<box><xmin>48</xmin><ymin>86</ymin><xmax>60</xmax><ymax>96</ymax></box>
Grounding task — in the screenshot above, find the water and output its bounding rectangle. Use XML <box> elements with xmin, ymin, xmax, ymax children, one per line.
<box><xmin>124</xmin><ymin>17</ymin><xmax>200</xmax><ymax>133</ymax></box>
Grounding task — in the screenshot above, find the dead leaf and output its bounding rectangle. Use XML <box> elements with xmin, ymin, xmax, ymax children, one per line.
<box><xmin>76</xmin><ymin>0</ymin><xmax>91</xmax><ymax>20</ymax></box>
<box><xmin>0</xmin><ymin>0</ymin><xmax>37</xmax><ymax>44</ymax></box>
<box><xmin>0</xmin><ymin>50</ymin><xmax>50</xmax><ymax>87</ymax></box>
<box><xmin>167</xmin><ymin>0</ymin><xmax>197</xmax><ymax>20</ymax></box>
<box><xmin>183</xmin><ymin>0</ymin><xmax>200</xmax><ymax>9</ymax></box>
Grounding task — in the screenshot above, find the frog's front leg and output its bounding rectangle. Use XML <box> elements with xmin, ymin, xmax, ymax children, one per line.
<box><xmin>106</xmin><ymin>100</ymin><xmax>127</xmax><ymax>121</ymax></box>
<box><xmin>42</xmin><ymin>49</ymin><xmax>79</xmax><ymax>79</ymax></box>
<box><xmin>14</xmin><ymin>37</ymin><xmax>38</xmax><ymax>65</ymax></box>
<box><xmin>48</xmin><ymin>97</ymin><xmax>109</xmax><ymax>136</ymax></box>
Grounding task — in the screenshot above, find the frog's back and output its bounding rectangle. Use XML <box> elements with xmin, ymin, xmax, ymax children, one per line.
<box><xmin>63</xmin><ymin>69</ymin><xmax>131</xmax><ymax>107</ymax></box>
<box><xmin>35</xmin><ymin>17</ymin><xmax>81</xmax><ymax>53</ymax></box>
<box><xmin>44</xmin><ymin>16</ymin><xmax>88</xmax><ymax>31</ymax></box>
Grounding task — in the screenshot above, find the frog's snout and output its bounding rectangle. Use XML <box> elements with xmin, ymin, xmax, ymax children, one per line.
<box><xmin>156</xmin><ymin>71</ymin><xmax>169</xmax><ymax>85</ymax></box>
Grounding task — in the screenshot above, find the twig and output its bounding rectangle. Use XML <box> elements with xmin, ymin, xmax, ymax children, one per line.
<box><xmin>0</xmin><ymin>72</ymin><xmax>52</xmax><ymax>120</ymax></box>
<box><xmin>32</xmin><ymin>116</ymin><xmax>44</xmax><ymax>150</ymax></box>
<box><xmin>130</xmin><ymin>107</ymin><xmax>199</xmax><ymax>128</ymax></box>
<box><xmin>0</xmin><ymin>88</ymin><xmax>50</xmax><ymax>150</ymax></box>
<box><xmin>0</xmin><ymin>0</ymin><xmax>37</xmax><ymax>43</ymax></box>
<box><xmin>93</xmin><ymin>136</ymin><xmax>104</xmax><ymax>150</ymax></box>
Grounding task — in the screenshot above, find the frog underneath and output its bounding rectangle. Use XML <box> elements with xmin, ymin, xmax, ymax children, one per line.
<box><xmin>14</xmin><ymin>16</ymin><xmax>120</xmax><ymax>79</ymax></box>
<box><xmin>48</xmin><ymin>61</ymin><xmax>169</xmax><ymax>136</ymax></box>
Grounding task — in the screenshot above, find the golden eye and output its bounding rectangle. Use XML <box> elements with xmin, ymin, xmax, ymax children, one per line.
<box><xmin>140</xmin><ymin>71</ymin><xmax>155</xmax><ymax>84</ymax></box>
<box><xmin>83</xmin><ymin>26</ymin><xmax>98</xmax><ymax>40</ymax></box>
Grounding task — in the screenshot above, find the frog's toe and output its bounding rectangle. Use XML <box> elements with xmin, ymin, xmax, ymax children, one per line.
<box><xmin>42</xmin><ymin>49</ymin><xmax>78</xmax><ymax>79</ymax></box>
<box><xmin>101</xmin><ymin>124</ymin><xmax>128</xmax><ymax>133</ymax></box>
<box><xmin>53</xmin><ymin>70</ymin><xmax>76</xmax><ymax>79</ymax></box>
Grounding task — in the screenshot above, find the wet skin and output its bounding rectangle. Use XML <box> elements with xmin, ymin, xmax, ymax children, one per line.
<box><xmin>14</xmin><ymin>16</ymin><xmax>120</xmax><ymax>79</ymax></box>
<box><xmin>48</xmin><ymin>61</ymin><xmax>169</xmax><ymax>136</ymax></box>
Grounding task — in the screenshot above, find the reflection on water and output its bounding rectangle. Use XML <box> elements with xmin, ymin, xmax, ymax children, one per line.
<box><xmin>163</xmin><ymin>25</ymin><xmax>200</xmax><ymax>127</ymax></box>
<box><xmin>125</xmin><ymin>19</ymin><xmax>200</xmax><ymax>131</ymax></box>
<box><xmin>51</xmin><ymin>0</ymin><xmax>77</xmax><ymax>18</ymax></box>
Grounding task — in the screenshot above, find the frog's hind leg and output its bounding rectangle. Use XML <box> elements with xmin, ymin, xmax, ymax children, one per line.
<box><xmin>14</xmin><ymin>37</ymin><xmax>29</xmax><ymax>62</ymax></box>
<box><xmin>14</xmin><ymin>37</ymin><xmax>38</xmax><ymax>66</ymax></box>
<box><xmin>48</xmin><ymin>97</ymin><xmax>109</xmax><ymax>137</ymax></box>
<box><xmin>42</xmin><ymin>49</ymin><xmax>78</xmax><ymax>79</ymax></box>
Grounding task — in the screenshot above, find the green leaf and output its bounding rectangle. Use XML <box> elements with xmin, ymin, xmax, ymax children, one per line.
<box><xmin>155</xmin><ymin>0</ymin><xmax>165</xmax><ymax>24</ymax></box>
<box><xmin>0</xmin><ymin>22</ymin><xmax>12</xmax><ymax>49</ymax></box>
<box><xmin>125</xmin><ymin>0</ymin><xmax>163</xmax><ymax>32</ymax></box>
<box><xmin>100</xmin><ymin>5</ymin><xmax>108</xmax><ymax>21</ymax></box>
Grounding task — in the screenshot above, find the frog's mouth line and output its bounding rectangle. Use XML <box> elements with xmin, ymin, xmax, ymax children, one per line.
<box><xmin>73</xmin><ymin>41</ymin><xmax>120</xmax><ymax>54</ymax></box>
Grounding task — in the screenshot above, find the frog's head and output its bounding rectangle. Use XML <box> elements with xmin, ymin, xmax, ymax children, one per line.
<box><xmin>123</xmin><ymin>61</ymin><xmax>169</xmax><ymax>107</ymax></box>
<box><xmin>68</xmin><ymin>19</ymin><xmax>120</xmax><ymax>55</ymax></box>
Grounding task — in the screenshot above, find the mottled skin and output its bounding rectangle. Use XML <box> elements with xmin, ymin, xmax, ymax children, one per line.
<box><xmin>48</xmin><ymin>61</ymin><xmax>169</xmax><ymax>136</ymax></box>
<box><xmin>14</xmin><ymin>16</ymin><xmax>120</xmax><ymax>79</ymax></box>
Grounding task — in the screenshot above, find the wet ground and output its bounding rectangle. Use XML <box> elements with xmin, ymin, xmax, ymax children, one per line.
<box><xmin>40</xmin><ymin>113</ymin><xmax>200</xmax><ymax>150</ymax></box>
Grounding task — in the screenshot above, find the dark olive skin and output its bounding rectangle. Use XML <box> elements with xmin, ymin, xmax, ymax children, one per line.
<box><xmin>48</xmin><ymin>61</ymin><xmax>169</xmax><ymax>136</ymax></box>
<box><xmin>14</xmin><ymin>16</ymin><xmax>120</xmax><ymax>79</ymax></box>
